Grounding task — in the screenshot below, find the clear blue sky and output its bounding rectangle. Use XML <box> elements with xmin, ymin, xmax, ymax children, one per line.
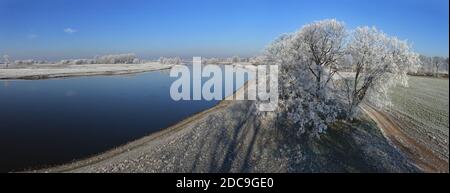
<box><xmin>0</xmin><ymin>0</ymin><xmax>448</xmax><ymax>60</ymax></box>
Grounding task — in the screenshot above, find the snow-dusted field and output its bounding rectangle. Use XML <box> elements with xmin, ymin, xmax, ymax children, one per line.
<box><xmin>387</xmin><ymin>76</ymin><xmax>449</xmax><ymax>163</ymax></box>
<box><xmin>0</xmin><ymin>63</ymin><xmax>173</xmax><ymax>80</ymax></box>
<box><xmin>333</xmin><ymin>72</ymin><xmax>448</xmax><ymax>172</ymax></box>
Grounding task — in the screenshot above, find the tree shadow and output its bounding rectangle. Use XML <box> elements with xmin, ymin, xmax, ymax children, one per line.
<box><xmin>187</xmin><ymin>101</ymin><xmax>261</xmax><ymax>172</ymax></box>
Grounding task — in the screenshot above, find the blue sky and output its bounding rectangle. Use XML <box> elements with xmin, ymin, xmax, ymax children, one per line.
<box><xmin>0</xmin><ymin>0</ymin><xmax>448</xmax><ymax>60</ymax></box>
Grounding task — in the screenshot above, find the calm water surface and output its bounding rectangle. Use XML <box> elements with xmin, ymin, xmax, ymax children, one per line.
<box><xmin>0</xmin><ymin>66</ymin><xmax>251</xmax><ymax>172</ymax></box>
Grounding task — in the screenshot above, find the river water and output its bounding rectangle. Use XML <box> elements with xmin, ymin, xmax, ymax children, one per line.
<box><xmin>0</xmin><ymin>65</ymin><xmax>252</xmax><ymax>172</ymax></box>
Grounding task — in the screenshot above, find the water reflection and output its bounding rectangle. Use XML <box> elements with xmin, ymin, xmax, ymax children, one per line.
<box><xmin>0</xmin><ymin>65</ymin><xmax>251</xmax><ymax>172</ymax></box>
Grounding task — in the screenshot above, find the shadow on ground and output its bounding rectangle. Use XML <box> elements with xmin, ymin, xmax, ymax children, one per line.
<box><xmin>183</xmin><ymin>101</ymin><xmax>419</xmax><ymax>173</ymax></box>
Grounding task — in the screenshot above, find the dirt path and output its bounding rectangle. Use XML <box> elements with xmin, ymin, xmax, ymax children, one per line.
<box><xmin>361</xmin><ymin>104</ymin><xmax>449</xmax><ymax>173</ymax></box>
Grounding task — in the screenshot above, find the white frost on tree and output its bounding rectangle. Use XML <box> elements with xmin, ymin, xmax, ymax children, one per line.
<box><xmin>263</xmin><ymin>19</ymin><xmax>346</xmax><ymax>138</ymax></box>
<box><xmin>158</xmin><ymin>57</ymin><xmax>182</xmax><ymax>64</ymax></box>
<box><xmin>95</xmin><ymin>53</ymin><xmax>137</xmax><ymax>64</ymax></box>
<box><xmin>338</xmin><ymin>26</ymin><xmax>419</xmax><ymax>119</ymax></box>
<box><xmin>57</xmin><ymin>53</ymin><xmax>139</xmax><ymax>65</ymax></box>
<box><xmin>249</xmin><ymin>56</ymin><xmax>267</xmax><ymax>65</ymax></box>
<box><xmin>15</xmin><ymin>59</ymin><xmax>48</xmax><ymax>65</ymax></box>
<box><xmin>59</xmin><ymin>59</ymin><xmax>95</xmax><ymax>65</ymax></box>
<box><xmin>295</xmin><ymin>19</ymin><xmax>346</xmax><ymax>98</ymax></box>
<box><xmin>2</xmin><ymin>55</ymin><xmax>10</xmax><ymax>68</ymax></box>
<box><xmin>431</xmin><ymin>56</ymin><xmax>445</xmax><ymax>76</ymax></box>
<box><xmin>261</xmin><ymin>19</ymin><xmax>419</xmax><ymax>137</ymax></box>
<box><xmin>232</xmin><ymin>56</ymin><xmax>240</xmax><ymax>64</ymax></box>
<box><xmin>417</xmin><ymin>55</ymin><xmax>448</xmax><ymax>76</ymax></box>
<box><xmin>202</xmin><ymin>57</ymin><xmax>220</xmax><ymax>64</ymax></box>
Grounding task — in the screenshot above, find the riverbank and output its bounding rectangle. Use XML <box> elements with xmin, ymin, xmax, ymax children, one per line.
<box><xmin>36</xmin><ymin>81</ymin><xmax>256</xmax><ymax>173</ymax></box>
<box><xmin>34</xmin><ymin>80</ymin><xmax>417</xmax><ymax>173</ymax></box>
<box><xmin>0</xmin><ymin>63</ymin><xmax>173</xmax><ymax>80</ymax></box>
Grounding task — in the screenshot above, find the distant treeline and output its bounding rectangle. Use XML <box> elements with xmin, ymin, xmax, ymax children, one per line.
<box><xmin>412</xmin><ymin>55</ymin><xmax>449</xmax><ymax>77</ymax></box>
<box><xmin>201</xmin><ymin>56</ymin><xmax>266</xmax><ymax>65</ymax></box>
<box><xmin>12</xmin><ymin>53</ymin><xmax>142</xmax><ymax>65</ymax></box>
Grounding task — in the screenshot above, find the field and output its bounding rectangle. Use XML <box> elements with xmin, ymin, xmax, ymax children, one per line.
<box><xmin>387</xmin><ymin>76</ymin><xmax>449</xmax><ymax>165</ymax></box>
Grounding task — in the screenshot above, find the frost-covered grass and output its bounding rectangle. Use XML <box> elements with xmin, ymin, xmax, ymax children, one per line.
<box><xmin>387</xmin><ymin>76</ymin><xmax>449</xmax><ymax>160</ymax></box>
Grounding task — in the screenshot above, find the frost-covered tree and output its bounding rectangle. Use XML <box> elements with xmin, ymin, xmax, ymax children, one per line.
<box><xmin>202</xmin><ymin>57</ymin><xmax>220</xmax><ymax>64</ymax></box>
<box><xmin>295</xmin><ymin>19</ymin><xmax>347</xmax><ymax>98</ymax></box>
<box><xmin>249</xmin><ymin>56</ymin><xmax>266</xmax><ymax>65</ymax></box>
<box><xmin>263</xmin><ymin>20</ymin><xmax>346</xmax><ymax>138</ymax></box>
<box><xmin>338</xmin><ymin>26</ymin><xmax>419</xmax><ymax>119</ymax></box>
<box><xmin>445</xmin><ymin>57</ymin><xmax>449</xmax><ymax>74</ymax></box>
<box><xmin>418</xmin><ymin>55</ymin><xmax>433</xmax><ymax>74</ymax></box>
<box><xmin>232</xmin><ymin>56</ymin><xmax>240</xmax><ymax>63</ymax></box>
<box><xmin>132</xmin><ymin>58</ymin><xmax>141</xmax><ymax>64</ymax></box>
<box><xmin>2</xmin><ymin>55</ymin><xmax>10</xmax><ymax>68</ymax></box>
<box><xmin>262</xmin><ymin>19</ymin><xmax>346</xmax><ymax>138</ymax></box>
<box><xmin>57</xmin><ymin>53</ymin><xmax>140</xmax><ymax>65</ymax></box>
<box><xmin>15</xmin><ymin>59</ymin><xmax>40</xmax><ymax>65</ymax></box>
<box><xmin>431</xmin><ymin>56</ymin><xmax>445</xmax><ymax>77</ymax></box>
<box><xmin>262</xmin><ymin>19</ymin><xmax>420</xmax><ymax>137</ymax></box>
<box><xmin>96</xmin><ymin>53</ymin><xmax>137</xmax><ymax>64</ymax></box>
<box><xmin>174</xmin><ymin>57</ymin><xmax>182</xmax><ymax>64</ymax></box>
<box><xmin>417</xmin><ymin>55</ymin><xmax>448</xmax><ymax>76</ymax></box>
<box><xmin>59</xmin><ymin>59</ymin><xmax>94</xmax><ymax>65</ymax></box>
<box><xmin>158</xmin><ymin>57</ymin><xmax>182</xmax><ymax>64</ymax></box>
